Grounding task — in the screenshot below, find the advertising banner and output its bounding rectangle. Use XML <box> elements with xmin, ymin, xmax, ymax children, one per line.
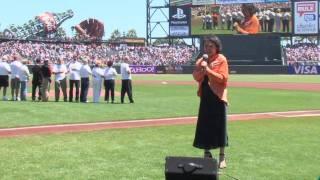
<box><xmin>192</xmin><ymin>0</ymin><xmax>215</xmax><ymax>5</ymax></box>
<box><xmin>130</xmin><ymin>66</ymin><xmax>156</xmax><ymax>74</ymax></box>
<box><xmin>294</xmin><ymin>1</ymin><xmax>319</xmax><ymax>34</ymax></box>
<box><xmin>170</xmin><ymin>0</ymin><xmax>192</xmax><ymax>6</ymax></box>
<box><xmin>169</xmin><ymin>6</ymin><xmax>191</xmax><ymax>37</ymax></box>
<box><xmin>288</xmin><ymin>65</ymin><xmax>320</xmax><ymax>74</ymax></box>
<box><xmin>265</xmin><ymin>0</ymin><xmax>288</xmax><ymax>2</ymax></box>
<box><xmin>216</xmin><ymin>0</ymin><xmax>264</xmax><ymax>4</ymax></box>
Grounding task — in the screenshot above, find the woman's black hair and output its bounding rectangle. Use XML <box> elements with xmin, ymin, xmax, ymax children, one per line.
<box><xmin>203</xmin><ymin>35</ymin><xmax>223</xmax><ymax>53</ymax></box>
<box><xmin>242</xmin><ymin>3</ymin><xmax>257</xmax><ymax>17</ymax></box>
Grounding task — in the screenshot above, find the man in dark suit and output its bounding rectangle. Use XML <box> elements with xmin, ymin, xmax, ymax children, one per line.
<box><xmin>31</xmin><ymin>58</ymin><xmax>43</xmax><ymax>101</ymax></box>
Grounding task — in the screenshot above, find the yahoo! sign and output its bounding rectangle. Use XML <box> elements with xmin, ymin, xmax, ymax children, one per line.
<box><xmin>130</xmin><ymin>65</ymin><xmax>156</xmax><ymax>74</ymax></box>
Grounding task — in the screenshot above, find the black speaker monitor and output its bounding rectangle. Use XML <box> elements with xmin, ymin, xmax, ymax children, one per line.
<box><xmin>165</xmin><ymin>156</ymin><xmax>218</xmax><ymax>180</ymax></box>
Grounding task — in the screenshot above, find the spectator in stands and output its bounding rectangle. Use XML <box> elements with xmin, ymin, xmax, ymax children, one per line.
<box><xmin>120</xmin><ymin>56</ymin><xmax>134</xmax><ymax>104</ymax></box>
<box><xmin>18</xmin><ymin>60</ymin><xmax>30</xmax><ymax>101</ymax></box>
<box><xmin>192</xmin><ymin>36</ymin><xmax>229</xmax><ymax>169</ymax></box>
<box><xmin>53</xmin><ymin>58</ymin><xmax>68</xmax><ymax>102</ymax></box>
<box><xmin>80</xmin><ymin>57</ymin><xmax>92</xmax><ymax>103</ymax></box>
<box><xmin>68</xmin><ymin>55</ymin><xmax>82</xmax><ymax>102</ymax></box>
<box><xmin>31</xmin><ymin>58</ymin><xmax>43</xmax><ymax>101</ymax></box>
<box><xmin>40</xmin><ymin>59</ymin><xmax>52</xmax><ymax>102</ymax></box>
<box><xmin>234</xmin><ymin>3</ymin><xmax>260</xmax><ymax>34</ymax></box>
<box><xmin>0</xmin><ymin>55</ymin><xmax>11</xmax><ymax>101</ymax></box>
<box><xmin>104</xmin><ymin>60</ymin><xmax>118</xmax><ymax>103</ymax></box>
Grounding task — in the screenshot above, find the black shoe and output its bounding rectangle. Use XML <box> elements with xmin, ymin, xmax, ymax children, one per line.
<box><xmin>204</xmin><ymin>151</ymin><xmax>213</xmax><ymax>158</ymax></box>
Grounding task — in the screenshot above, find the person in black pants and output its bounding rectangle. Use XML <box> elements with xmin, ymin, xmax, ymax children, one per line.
<box><xmin>68</xmin><ymin>56</ymin><xmax>82</xmax><ymax>102</ymax></box>
<box><xmin>40</xmin><ymin>59</ymin><xmax>52</xmax><ymax>102</ymax></box>
<box><xmin>31</xmin><ymin>58</ymin><xmax>42</xmax><ymax>101</ymax></box>
<box><xmin>79</xmin><ymin>58</ymin><xmax>92</xmax><ymax>103</ymax></box>
<box><xmin>120</xmin><ymin>57</ymin><xmax>134</xmax><ymax>104</ymax></box>
<box><xmin>104</xmin><ymin>61</ymin><xmax>118</xmax><ymax>103</ymax></box>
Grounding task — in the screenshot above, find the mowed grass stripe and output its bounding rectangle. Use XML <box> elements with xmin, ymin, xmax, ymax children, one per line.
<box><xmin>0</xmin><ymin>117</ymin><xmax>319</xmax><ymax>179</ymax></box>
<box><xmin>1</xmin><ymin>84</ymin><xmax>320</xmax><ymax>128</ymax></box>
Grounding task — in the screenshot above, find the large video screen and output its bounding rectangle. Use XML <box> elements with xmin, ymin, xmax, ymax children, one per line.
<box><xmin>191</xmin><ymin>2</ymin><xmax>292</xmax><ymax>35</ymax></box>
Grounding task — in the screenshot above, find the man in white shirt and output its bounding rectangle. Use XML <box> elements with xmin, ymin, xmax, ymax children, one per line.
<box><xmin>10</xmin><ymin>54</ymin><xmax>23</xmax><ymax>101</ymax></box>
<box><xmin>53</xmin><ymin>58</ymin><xmax>68</xmax><ymax>102</ymax></box>
<box><xmin>18</xmin><ymin>59</ymin><xmax>30</xmax><ymax>101</ymax></box>
<box><xmin>68</xmin><ymin>55</ymin><xmax>82</xmax><ymax>102</ymax></box>
<box><xmin>226</xmin><ymin>10</ymin><xmax>232</xmax><ymax>30</ymax></box>
<box><xmin>79</xmin><ymin>57</ymin><xmax>92</xmax><ymax>103</ymax></box>
<box><xmin>92</xmin><ymin>60</ymin><xmax>104</xmax><ymax>103</ymax></box>
<box><xmin>120</xmin><ymin>56</ymin><xmax>134</xmax><ymax>104</ymax></box>
<box><xmin>0</xmin><ymin>55</ymin><xmax>11</xmax><ymax>101</ymax></box>
<box><xmin>282</xmin><ymin>10</ymin><xmax>291</xmax><ymax>32</ymax></box>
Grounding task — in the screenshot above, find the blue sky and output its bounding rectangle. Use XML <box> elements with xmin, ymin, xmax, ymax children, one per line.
<box><xmin>0</xmin><ymin>0</ymin><xmax>152</xmax><ymax>39</ymax></box>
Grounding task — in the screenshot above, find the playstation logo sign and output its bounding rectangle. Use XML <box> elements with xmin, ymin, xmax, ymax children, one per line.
<box><xmin>172</xmin><ymin>8</ymin><xmax>186</xmax><ymax>19</ymax></box>
<box><xmin>169</xmin><ymin>6</ymin><xmax>190</xmax><ymax>37</ymax></box>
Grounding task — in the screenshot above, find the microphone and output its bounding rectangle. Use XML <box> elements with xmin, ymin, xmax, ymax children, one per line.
<box><xmin>202</xmin><ymin>54</ymin><xmax>208</xmax><ymax>62</ymax></box>
<box><xmin>200</xmin><ymin>54</ymin><xmax>208</xmax><ymax>71</ymax></box>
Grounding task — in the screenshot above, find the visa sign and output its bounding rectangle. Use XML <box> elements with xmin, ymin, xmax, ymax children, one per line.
<box><xmin>288</xmin><ymin>65</ymin><xmax>320</xmax><ymax>74</ymax></box>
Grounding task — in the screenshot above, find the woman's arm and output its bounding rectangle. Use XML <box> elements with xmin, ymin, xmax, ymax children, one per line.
<box><xmin>234</xmin><ymin>22</ymin><xmax>250</xmax><ymax>35</ymax></box>
<box><xmin>204</xmin><ymin>59</ymin><xmax>228</xmax><ymax>84</ymax></box>
<box><xmin>192</xmin><ymin>58</ymin><xmax>205</xmax><ymax>82</ymax></box>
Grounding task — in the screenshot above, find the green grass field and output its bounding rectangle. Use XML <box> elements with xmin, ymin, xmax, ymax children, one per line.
<box><xmin>0</xmin><ymin>74</ymin><xmax>319</xmax><ymax>179</ymax></box>
<box><xmin>0</xmin><ymin>117</ymin><xmax>319</xmax><ymax>179</ymax></box>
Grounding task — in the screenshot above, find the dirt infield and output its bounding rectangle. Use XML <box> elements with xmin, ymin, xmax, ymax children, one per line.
<box><xmin>1</xmin><ymin>110</ymin><xmax>320</xmax><ymax>138</ymax></box>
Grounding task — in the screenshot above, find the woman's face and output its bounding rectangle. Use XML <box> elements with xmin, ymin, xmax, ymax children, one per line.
<box><xmin>204</xmin><ymin>40</ymin><xmax>218</xmax><ymax>57</ymax></box>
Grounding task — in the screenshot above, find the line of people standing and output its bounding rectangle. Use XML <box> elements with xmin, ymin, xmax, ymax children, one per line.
<box><xmin>0</xmin><ymin>54</ymin><xmax>30</xmax><ymax>101</ymax></box>
<box><xmin>0</xmin><ymin>54</ymin><xmax>134</xmax><ymax>104</ymax></box>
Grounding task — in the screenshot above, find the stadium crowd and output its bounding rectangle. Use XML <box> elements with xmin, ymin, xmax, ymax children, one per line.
<box><xmin>0</xmin><ymin>41</ymin><xmax>197</xmax><ymax>102</ymax></box>
<box><xmin>284</xmin><ymin>43</ymin><xmax>320</xmax><ymax>65</ymax></box>
<box><xmin>0</xmin><ymin>41</ymin><xmax>197</xmax><ymax>66</ymax></box>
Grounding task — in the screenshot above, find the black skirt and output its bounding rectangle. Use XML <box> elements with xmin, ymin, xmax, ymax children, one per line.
<box><xmin>193</xmin><ymin>76</ymin><xmax>228</xmax><ymax>150</ymax></box>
